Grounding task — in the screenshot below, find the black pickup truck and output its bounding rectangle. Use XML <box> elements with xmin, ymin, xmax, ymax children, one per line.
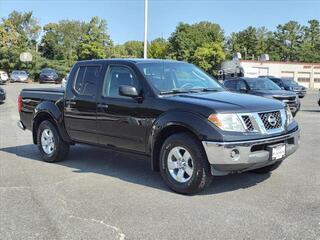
<box><xmin>18</xmin><ymin>59</ymin><xmax>300</xmax><ymax>194</ymax></box>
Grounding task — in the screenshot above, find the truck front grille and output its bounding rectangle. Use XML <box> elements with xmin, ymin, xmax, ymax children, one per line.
<box><xmin>239</xmin><ymin>109</ymin><xmax>285</xmax><ymax>134</ymax></box>
<box><xmin>241</xmin><ymin>116</ymin><xmax>255</xmax><ymax>131</ymax></box>
<box><xmin>273</xmin><ymin>96</ymin><xmax>297</xmax><ymax>105</ymax></box>
<box><xmin>258</xmin><ymin>111</ymin><xmax>282</xmax><ymax>130</ymax></box>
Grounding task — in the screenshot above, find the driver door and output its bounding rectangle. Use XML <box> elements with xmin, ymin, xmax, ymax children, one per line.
<box><xmin>96</xmin><ymin>64</ymin><xmax>147</xmax><ymax>152</ymax></box>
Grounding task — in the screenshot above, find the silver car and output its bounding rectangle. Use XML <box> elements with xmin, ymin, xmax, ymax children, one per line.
<box><xmin>10</xmin><ymin>70</ymin><xmax>29</xmax><ymax>82</ymax></box>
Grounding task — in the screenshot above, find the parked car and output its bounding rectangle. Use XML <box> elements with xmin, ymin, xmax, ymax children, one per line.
<box><xmin>39</xmin><ymin>68</ymin><xmax>59</xmax><ymax>83</ymax></box>
<box><xmin>260</xmin><ymin>76</ymin><xmax>306</xmax><ymax>98</ymax></box>
<box><xmin>0</xmin><ymin>86</ymin><xmax>6</xmax><ymax>103</ymax></box>
<box><xmin>0</xmin><ymin>70</ymin><xmax>9</xmax><ymax>84</ymax></box>
<box><xmin>10</xmin><ymin>70</ymin><xmax>29</xmax><ymax>82</ymax></box>
<box><xmin>61</xmin><ymin>73</ymin><xmax>69</xmax><ymax>88</ymax></box>
<box><xmin>224</xmin><ymin>77</ymin><xmax>300</xmax><ymax>116</ymax></box>
<box><xmin>318</xmin><ymin>89</ymin><xmax>320</xmax><ymax>106</ymax></box>
<box><xmin>18</xmin><ymin>59</ymin><xmax>300</xmax><ymax>194</ymax></box>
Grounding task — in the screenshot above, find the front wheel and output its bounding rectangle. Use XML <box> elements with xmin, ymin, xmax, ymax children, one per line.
<box><xmin>160</xmin><ymin>133</ymin><xmax>213</xmax><ymax>194</ymax></box>
<box><xmin>37</xmin><ymin>120</ymin><xmax>69</xmax><ymax>162</ymax></box>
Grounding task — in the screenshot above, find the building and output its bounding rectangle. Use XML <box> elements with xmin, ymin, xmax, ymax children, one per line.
<box><xmin>240</xmin><ymin>60</ymin><xmax>320</xmax><ymax>88</ymax></box>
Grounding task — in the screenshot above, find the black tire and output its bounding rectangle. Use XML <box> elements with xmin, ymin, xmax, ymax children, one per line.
<box><xmin>159</xmin><ymin>133</ymin><xmax>213</xmax><ymax>194</ymax></box>
<box><xmin>37</xmin><ymin>120</ymin><xmax>69</xmax><ymax>162</ymax></box>
<box><xmin>250</xmin><ymin>160</ymin><xmax>282</xmax><ymax>174</ymax></box>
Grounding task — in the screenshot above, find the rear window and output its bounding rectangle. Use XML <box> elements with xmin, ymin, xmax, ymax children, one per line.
<box><xmin>74</xmin><ymin>65</ymin><xmax>101</xmax><ymax>97</ymax></box>
<box><xmin>12</xmin><ymin>71</ymin><xmax>27</xmax><ymax>74</ymax></box>
<box><xmin>42</xmin><ymin>69</ymin><xmax>56</xmax><ymax>74</ymax></box>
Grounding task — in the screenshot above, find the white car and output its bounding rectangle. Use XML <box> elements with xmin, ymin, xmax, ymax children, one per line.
<box><xmin>0</xmin><ymin>70</ymin><xmax>9</xmax><ymax>84</ymax></box>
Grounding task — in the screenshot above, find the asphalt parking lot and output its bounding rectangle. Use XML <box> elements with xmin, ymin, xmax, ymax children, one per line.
<box><xmin>0</xmin><ymin>83</ymin><xmax>319</xmax><ymax>240</ymax></box>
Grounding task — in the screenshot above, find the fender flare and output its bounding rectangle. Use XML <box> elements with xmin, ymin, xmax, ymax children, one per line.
<box><xmin>32</xmin><ymin>101</ymin><xmax>71</xmax><ymax>144</ymax></box>
<box><xmin>148</xmin><ymin>110</ymin><xmax>222</xmax><ymax>171</ymax></box>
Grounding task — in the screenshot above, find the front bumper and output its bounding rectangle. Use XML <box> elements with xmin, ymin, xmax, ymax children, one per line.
<box><xmin>294</xmin><ymin>90</ymin><xmax>306</xmax><ymax>98</ymax></box>
<box><xmin>202</xmin><ymin>129</ymin><xmax>300</xmax><ymax>175</ymax></box>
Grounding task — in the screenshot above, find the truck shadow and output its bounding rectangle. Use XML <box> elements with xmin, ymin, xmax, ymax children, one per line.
<box><xmin>0</xmin><ymin>144</ymin><xmax>271</xmax><ymax>195</ymax></box>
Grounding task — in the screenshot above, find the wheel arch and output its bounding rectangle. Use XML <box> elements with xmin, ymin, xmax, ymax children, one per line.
<box><xmin>149</xmin><ymin>111</ymin><xmax>213</xmax><ymax>172</ymax></box>
<box><xmin>32</xmin><ymin>101</ymin><xmax>71</xmax><ymax>144</ymax></box>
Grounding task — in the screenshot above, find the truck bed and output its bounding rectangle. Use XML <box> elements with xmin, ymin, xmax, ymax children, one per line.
<box><xmin>21</xmin><ymin>87</ymin><xmax>65</xmax><ymax>101</ymax></box>
<box><xmin>19</xmin><ymin>87</ymin><xmax>65</xmax><ymax>130</ymax></box>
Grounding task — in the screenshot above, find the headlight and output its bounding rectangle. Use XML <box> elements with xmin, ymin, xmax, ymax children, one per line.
<box><xmin>208</xmin><ymin>113</ymin><xmax>245</xmax><ymax>132</ymax></box>
<box><xmin>286</xmin><ymin>105</ymin><xmax>294</xmax><ymax>125</ymax></box>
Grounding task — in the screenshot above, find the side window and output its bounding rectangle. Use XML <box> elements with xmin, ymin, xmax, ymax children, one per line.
<box><xmin>74</xmin><ymin>65</ymin><xmax>100</xmax><ymax>97</ymax></box>
<box><xmin>103</xmin><ymin>66</ymin><xmax>139</xmax><ymax>98</ymax></box>
<box><xmin>224</xmin><ymin>80</ymin><xmax>237</xmax><ymax>90</ymax></box>
<box><xmin>237</xmin><ymin>80</ymin><xmax>247</xmax><ymax>90</ymax></box>
<box><xmin>276</xmin><ymin>80</ymin><xmax>283</xmax><ymax>87</ymax></box>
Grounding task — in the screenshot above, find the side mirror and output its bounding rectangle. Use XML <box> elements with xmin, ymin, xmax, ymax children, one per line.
<box><xmin>119</xmin><ymin>85</ymin><xmax>139</xmax><ymax>98</ymax></box>
<box><xmin>239</xmin><ymin>86</ymin><xmax>247</xmax><ymax>92</ymax></box>
<box><xmin>281</xmin><ymin>87</ymin><xmax>285</xmax><ymax>90</ymax></box>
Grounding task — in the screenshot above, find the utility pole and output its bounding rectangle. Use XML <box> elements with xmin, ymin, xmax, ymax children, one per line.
<box><xmin>144</xmin><ymin>0</ymin><xmax>148</xmax><ymax>59</ymax></box>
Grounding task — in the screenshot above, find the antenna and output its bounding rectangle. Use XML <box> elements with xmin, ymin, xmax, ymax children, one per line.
<box><xmin>144</xmin><ymin>0</ymin><xmax>148</xmax><ymax>59</ymax></box>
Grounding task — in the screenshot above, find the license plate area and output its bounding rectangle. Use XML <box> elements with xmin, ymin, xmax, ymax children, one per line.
<box><xmin>268</xmin><ymin>144</ymin><xmax>286</xmax><ymax>160</ymax></box>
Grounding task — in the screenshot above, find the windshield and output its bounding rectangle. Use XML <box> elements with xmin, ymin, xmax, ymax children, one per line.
<box><xmin>245</xmin><ymin>78</ymin><xmax>281</xmax><ymax>90</ymax></box>
<box><xmin>283</xmin><ymin>79</ymin><xmax>298</xmax><ymax>86</ymax></box>
<box><xmin>137</xmin><ymin>62</ymin><xmax>223</xmax><ymax>93</ymax></box>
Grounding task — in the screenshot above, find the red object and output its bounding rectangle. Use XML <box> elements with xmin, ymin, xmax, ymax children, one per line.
<box><xmin>18</xmin><ymin>95</ymin><xmax>22</xmax><ymax>113</ymax></box>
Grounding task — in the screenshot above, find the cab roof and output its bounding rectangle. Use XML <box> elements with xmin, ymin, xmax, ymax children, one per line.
<box><xmin>76</xmin><ymin>58</ymin><xmax>185</xmax><ymax>65</ymax></box>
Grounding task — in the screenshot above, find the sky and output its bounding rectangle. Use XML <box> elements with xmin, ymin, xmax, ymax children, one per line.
<box><xmin>0</xmin><ymin>0</ymin><xmax>319</xmax><ymax>44</ymax></box>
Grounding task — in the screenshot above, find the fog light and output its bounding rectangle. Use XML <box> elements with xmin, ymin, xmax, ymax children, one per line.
<box><xmin>230</xmin><ymin>149</ymin><xmax>240</xmax><ymax>161</ymax></box>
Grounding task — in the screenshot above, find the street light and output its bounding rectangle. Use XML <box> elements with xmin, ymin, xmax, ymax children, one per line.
<box><xmin>144</xmin><ymin>0</ymin><xmax>148</xmax><ymax>59</ymax></box>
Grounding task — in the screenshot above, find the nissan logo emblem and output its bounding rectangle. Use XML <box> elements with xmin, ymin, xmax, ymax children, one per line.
<box><xmin>268</xmin><ymin>115</ymin><xmax>277</xmax><ymax>126</ymax></box>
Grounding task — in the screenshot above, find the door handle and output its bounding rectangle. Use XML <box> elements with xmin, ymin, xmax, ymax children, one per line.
<box><xmin>97</xmin><ymin>103</ymin><xmax>109</xmax><ymax>109</ymax></box>
<box><xmin>66</xmin><ymin>101</ymin><xmax>76</xmax><ymax>105</ymax></box>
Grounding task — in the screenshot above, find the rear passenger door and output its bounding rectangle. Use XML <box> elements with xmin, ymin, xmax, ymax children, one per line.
<box><xmin>64</xmin><ymin>63</ymin><xmax>103</xmax><ymax>144</ymax></box>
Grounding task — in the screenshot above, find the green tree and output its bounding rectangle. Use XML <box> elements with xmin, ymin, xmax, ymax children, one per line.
<box><xmin>168</xmin><ymin>21</ymin><xmax>224</xmax><ymax>62</ymax></box>
<box><xmin>298</xmin><ymin>20</ymin><xmax>320</xmax><ymax>62</ymax></box>
<box><xmin>40</xmin><ymin>20</ymin><xmax>87</xmax><ymax>63</ymax></box>
<box><xmin>78</xmin><ymin>16</ymin><xmax>113</xmax><ymax>60</ymax></box>
<box><xmin>228</xmin><ymin>26</ymin><xmax>259</xmax><ymax>60</ymax></box>
<box><xmin>4</xmin><ymin>11</ymin><xmax>40</xmax><ymax>48</ymax></box>
<box><xmin>148</xmin><ymin>38</ymin><xmax>169</xmax><ymax>59</ymax></box>
<box><xmin>0</xmin><ymin>11</ymin><xmax>40</xmax><ymax>75</ymax></box>
<box><xmin>272</xmin><ymin>21</ymin><xmax>304</xmax><ymax>61</ymax></box>
<box><xmin>123</xmin><ymin>41</ymin><xmax>144</xmax><ymax>58</ymax></box>
<box><xmin>110</xmin><ymin>44</ymin><xmax>129</xmax><ymax>58</ymax></box>
<box><xmin>193</xmin><ymin>42</ymin><xmax>225</xmax><ymax>75</ymax></box>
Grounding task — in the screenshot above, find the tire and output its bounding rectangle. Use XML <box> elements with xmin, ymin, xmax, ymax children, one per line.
<box><xmin>159</xmin><ymin>133</ymin><xmax>213</xmax><ymax>194</ymax></box>
<box><xmin>250</xmin><ymin>160</ymin><xmax>282</xmax><ymax>174</ymax></box>
<box><xmin>37</xmin><ymin>120</ymin><xmax>69</xmax><ymax>162</ymax></box>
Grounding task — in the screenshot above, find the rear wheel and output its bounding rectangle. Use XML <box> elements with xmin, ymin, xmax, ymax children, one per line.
<box><xmin>250</xmin><ymin>161</ymin><xmax>282</xmax><ymax>174</ymax></box>
<box><xmin>159</xmin><ymin>133</ymin><xmax>213</xmax><ymax>194</ymax></box>
<box><xmin>37</xmin><ymin>120</ymin><xmax>69</xmax><ymax>162</ymax></box>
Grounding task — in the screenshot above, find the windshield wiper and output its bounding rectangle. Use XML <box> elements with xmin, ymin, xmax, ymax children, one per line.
<box><xmin>159</xmin><ymin>88</ymin><xmax>222</xmax><ymax>95</ymax></box>
<box><xmin>199</xmin><ymin>88</ymin><xmax>222</xmax><ymax>92</ymax></box>
<box><xmin>159</xmin><ymin>89</ymin><xmax>192</xmax><ymax>95</ymax></box>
